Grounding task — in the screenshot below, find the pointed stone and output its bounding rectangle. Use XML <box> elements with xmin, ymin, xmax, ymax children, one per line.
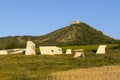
<box><xmin>25</xmin><ymin>41</ymin><xmax>36</xmax><ymax>55</ymax></box>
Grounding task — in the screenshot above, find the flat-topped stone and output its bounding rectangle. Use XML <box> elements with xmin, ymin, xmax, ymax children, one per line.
<box><xmin>74</xmin><ymin>49</ymin><xmax>85</xmax><ymax>58</ymax></box>
<box><xmin>39</xmin><ymin>46</ymin><xmax>62</xmax><ymax>55</ymax></box>
<box><xmin>66</xmin><ymin>49</ymin><xmax>72</xmax><ymax>54</ymax></box>
<box><xmin>96</xmin><ymin>45</ymin><xmax>107</xmax><ymax>54</ymax></box>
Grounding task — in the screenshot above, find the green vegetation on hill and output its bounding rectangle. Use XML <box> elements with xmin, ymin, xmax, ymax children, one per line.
<box><xmin>35</xmin><ymin>23</ymin><xmax>117</xmax><ymax>46</ymax></box>
<box><xmin>0</xmin><ymin>22</ymin><xmax>118</xmax><ymax>49</ymax></box>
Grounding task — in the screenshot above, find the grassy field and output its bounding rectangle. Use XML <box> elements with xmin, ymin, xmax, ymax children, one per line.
<box><xmin>52</xmin><ymin>65</ymin><xmax>120</xmax><ymax>80</ymax></box>
<box><xmin>0</xmin><ymin>44</ymin><xmax>119</xmax><ymax>80</ymax></box>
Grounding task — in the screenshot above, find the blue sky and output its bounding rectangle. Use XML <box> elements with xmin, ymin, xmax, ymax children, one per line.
<box><xmin>0</xmin><ymin>0</ymin><xmax>120</xmax><ymax>39</ymax></box>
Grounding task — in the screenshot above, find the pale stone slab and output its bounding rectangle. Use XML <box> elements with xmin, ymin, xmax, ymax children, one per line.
<box><xmin>25</xmin><ymin>41</ymin><xmax>36</xmax><ymax>55</ymax></box>
<box><xmin>74</xmin><ymin>52</ymin><xmax>85</xmax><ymax>58</ymax></box>
<box><xmin>96</xmin><ymin>45</ymin><xmax>107</xmax><ymax>54</ymax></box>
<box><xmin>74</xmin><ymin>49</ymin><xmax>85</xmax><ymax>58</ymax></box>
<box><xmin>39</xmin><ymin>46</ymin><xmax>62</xmax><ymax>55</ymax></box>
<box><xmin>0</xmin><ymin>50</ymin><xmax>8</xmax><ymax>55</ymax></box>
<box><xmin>66</xmin><ymin>49</ymin><xmax>72</xmax><ymax>54</ymax></box>
<box><xmin>9</xmin><ymin>49</ymin><xmax>26</xmax><ymax>54</ymax></box>
<box><xmin>0</xmin><ymin>49</ymin><xmax>25</xmax><ymax>55</ymax></box>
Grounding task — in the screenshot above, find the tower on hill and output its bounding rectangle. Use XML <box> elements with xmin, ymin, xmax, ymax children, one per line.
<box><xmin>70</xmin><ymin>19</ymin><xmax>81</xmax><ymax>25</ymax></box>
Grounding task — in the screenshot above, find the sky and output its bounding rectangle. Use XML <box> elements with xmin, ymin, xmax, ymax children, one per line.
<box><xmin>0</xmin><ymin>0</ymin><xmax>120</xmax><ymax>39</ymax></box>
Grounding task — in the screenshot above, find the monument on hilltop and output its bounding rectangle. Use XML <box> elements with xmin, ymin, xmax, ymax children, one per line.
<box><xmin>70</xmin><ymin>19</ymin><xmax>81</xmax><ymax>25</ymax></box>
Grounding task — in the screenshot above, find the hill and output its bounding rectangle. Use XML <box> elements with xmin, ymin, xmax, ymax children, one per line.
<box><xmin>0</xmin><ymin>21</ymin><xmax>117</xmax><ymax>49</ymax></box>
<box><xmin>38</xmin><ymin>22</ymin><xmax>117</xmax><ymax>46</ymax></box>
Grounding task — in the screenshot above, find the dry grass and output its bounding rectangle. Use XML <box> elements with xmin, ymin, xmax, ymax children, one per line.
<box><xmin>52</xmin><ymin>66</ymin><xmax>120</xmax><ymax>80</ymax></box>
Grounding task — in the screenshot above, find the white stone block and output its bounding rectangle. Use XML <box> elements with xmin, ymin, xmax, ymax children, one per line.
<box><xmin>9</xmin><ymin>49</ymin><xmax>26</xmax><ymax>54</ymax></box>
<box><xmin>74</xmin><ymin>49</ymin><xmax>85</xmax><ymax>58</ymax></box>
<box><xmin>96</xmin><ymin>45</ymin><xmax>107</xmax><ymax>54</ymax></box>
<box><xmin>66</xmin><ymin>49</ymin><xmax>72</xmax><ymax>54</ymax></box>
<box><xmin>74</xmin><ymin>52</ymin><xmax>85</xmax><ymax>58</ymax></box>
<box><xmin>39</xmin><ymin>46</ymin><xmax>62</xmax><ymax>55</ymax></box>
<box><xmin>0</xmin><ymin>50</ymin><xmax>8</xmax><ymax>55</ymax></box>
<box><xmin>25</xmin><ymin>41</ymin><xmax>36</xmax><ymax>55</ymax></box>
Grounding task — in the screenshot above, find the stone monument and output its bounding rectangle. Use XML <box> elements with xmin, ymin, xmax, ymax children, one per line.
<box><xmin>66</xmin><ymin>49</ymin><xmax>72</xmax><ymax>54</ymax></box>
<box><xmin>96</xmin><ymin>45</ymin><xmax>107</xmax><ymax>54</ymax></box>
<box><xmin>74</xmin><ymin>49</ymin><xmax>85</xmax><ymax>58</ymax></box>
<box><xmin>25</xmin><ymin>41</ymin><xmax>36</xmax><ymax>55</ymax></box>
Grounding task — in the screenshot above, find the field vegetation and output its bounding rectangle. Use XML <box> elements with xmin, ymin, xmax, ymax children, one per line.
<box><xmin>0</xmin><ymin>44</ymin><xmax>119</xmax><ymax>80</ymax></box>
<box><xmin>52</xmin><ymin>65</ymin><xmax>120</xmax><ymax>80</ymax></box>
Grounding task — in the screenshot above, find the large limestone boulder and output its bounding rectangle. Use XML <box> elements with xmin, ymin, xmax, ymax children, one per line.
<box><xmin>96</xmin><ymin>45</ymin><xmax>107</xmax><ymax>54</ymax></box>
<box><xmin>39</xmin><ymin>46</ymin><xmax>62</xmax><ymax>55</ymax></box>
<box><xmin>66</xmin><ymin>49</ymin><xmax>72</xmax><ymax>54</ymax></box>
<box><xmin>25</xmin><ymin>41</ymin><xmax>36</xmax><ymax>55</ymax></box>
<box><xmin>0</xmin><ymin>50</ymin><xmax>8</xmax><ymax>55</ymax></box>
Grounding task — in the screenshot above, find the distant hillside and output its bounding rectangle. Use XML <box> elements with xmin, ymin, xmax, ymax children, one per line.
<box><xmin>37</xmin><ymin>22</ymin><xmax>117</xmax><ymax>46</ymax></box>
<box><xmin>0</xmin><ymin>21</ymin><xmax>117</xmax><ymax>49</ymax></box>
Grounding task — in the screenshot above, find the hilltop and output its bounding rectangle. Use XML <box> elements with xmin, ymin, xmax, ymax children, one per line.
<box><xmin>38</xmin><ymin>21</ymin><xmax>117</xmax><ymax>46</ymax></box>
<box><xmin>0</xmin><ymin>20</ymin><xmax>117</xmax><ymax>49</ymax></box>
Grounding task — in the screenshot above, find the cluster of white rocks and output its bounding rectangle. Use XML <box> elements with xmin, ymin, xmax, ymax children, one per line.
<box><xmin>0</xmin><ymin>41</ymin><xmax>107</xmax><ymax>58</ymax></box>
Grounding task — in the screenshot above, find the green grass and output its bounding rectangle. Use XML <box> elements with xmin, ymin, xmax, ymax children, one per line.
<box><xmin>61</xmin><ymin>44</ymin><xmax>118</xmax><ymax>53</ymax></box>
<box><xmin>0</xmin><ymin>44</ymin><xmax>119</xmax><ymax>80</ymax></box>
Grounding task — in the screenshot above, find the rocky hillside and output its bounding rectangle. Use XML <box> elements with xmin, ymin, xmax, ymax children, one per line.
<box><xmin>37</xmin><ymin>22</ymin><xmax>117</xmax><ymax>46</ymax></box>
